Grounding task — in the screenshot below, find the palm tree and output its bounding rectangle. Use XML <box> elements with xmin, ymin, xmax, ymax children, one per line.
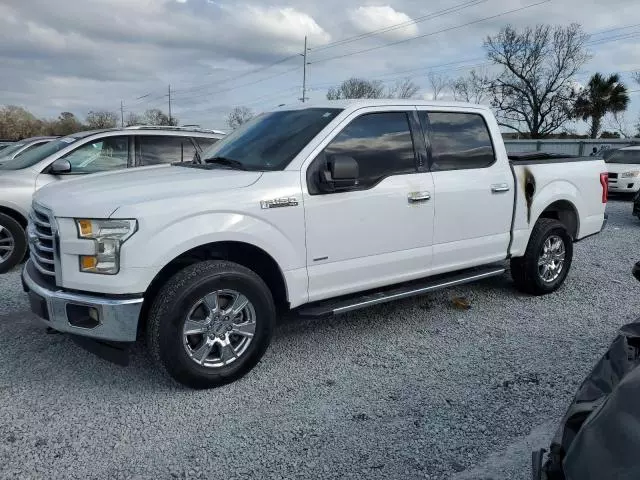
<box><xmin>574</xmin><ymin>73</ymin><xmax>630</xmax><ymax>139</ymax></box>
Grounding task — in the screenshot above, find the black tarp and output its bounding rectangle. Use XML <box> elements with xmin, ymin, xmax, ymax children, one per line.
<box><xmin>536</xmin><ymin>321</ymin><xmax>640</xmax><ymax>480</ymax></box>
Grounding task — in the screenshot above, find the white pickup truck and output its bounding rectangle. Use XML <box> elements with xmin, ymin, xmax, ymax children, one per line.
<box><xmin>22</xmin><ymin>100</ymin><xmax>608</xmax><ymax>388</ymax></box>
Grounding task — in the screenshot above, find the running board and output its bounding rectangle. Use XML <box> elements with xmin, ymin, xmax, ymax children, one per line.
<box><xmin>296</xmin><ymin>264</ymin><xmax>506</xmax><ymax>318</ymax></box>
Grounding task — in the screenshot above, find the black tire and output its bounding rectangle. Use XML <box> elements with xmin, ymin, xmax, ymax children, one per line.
<box><xmin>511</xmin><ymin>218</ymin><xmax>573</xmax><ymax>295</ymax></box>
<box><xmin>147</xmin><ymin>260</ymin><xmax>276</xmax><ymax>389</ymax></box>
<box><xmin>0</xmin><ymin>213</ymin><xmax>27</xmax><ymax>274</ymax></box>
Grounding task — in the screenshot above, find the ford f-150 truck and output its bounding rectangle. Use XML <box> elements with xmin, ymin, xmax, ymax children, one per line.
<box><xmin>21</xmin><ymin>100</ymin><xmax>608</xmax><ymax>388</ymax></box>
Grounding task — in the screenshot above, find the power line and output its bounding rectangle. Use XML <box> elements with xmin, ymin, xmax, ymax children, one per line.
<box><xmin>310</xmin><ymin>0</ymin><xmax>552</xmax><ymax>65</ymax></box>
<box><xmin>172</xmin><ymin>66</ymin><xmax>302</xmax><ymax>106</ymax></box>
<box><xmin>311</xmin><ymin>0</ymin><xmax>487</xmax><ymax>52</ymax></box>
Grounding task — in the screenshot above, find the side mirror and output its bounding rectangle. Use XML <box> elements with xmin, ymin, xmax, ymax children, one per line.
<box><xmin>633</xmin><ymin>261</ymin><xmax>640</xmax><ymax>283</ymax></box>
<box><xmin>50</xmin><ymin>159</ymin><xmax>72</xmax><ymax>175</ymax></box>
<box><xmin>319</xmin><ymin>155</ymin><xmax>358</xmax><ymax>192</ymax></box>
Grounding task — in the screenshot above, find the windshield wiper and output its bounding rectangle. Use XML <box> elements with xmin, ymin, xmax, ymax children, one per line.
<box><xmin>202</xmin><ymin>156</ymin><xmax>248</xmax><ymax>170</ymax></box>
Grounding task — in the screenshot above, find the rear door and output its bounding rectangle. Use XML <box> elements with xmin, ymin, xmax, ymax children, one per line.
<box><xmin>135</xmin><ymin>135</ymin><xmax>197</xmax><ymax>166</ymax></box>
<box><xmin>302</xmin><ymin>108</ymin><xmax>435</xmax><ymax>302</ymax></box>
<box><xmin>417</xmin><ymin>109</ymin><xmax>514</xmax><ymax>274</ymax></box>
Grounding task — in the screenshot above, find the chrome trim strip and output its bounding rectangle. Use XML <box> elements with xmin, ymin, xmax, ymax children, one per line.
<box><xmin>31</xmin><ymin>250</ymin><xmax>54</xmax><ymax>265</ymax></box>
<box><xmin>332</xmin><ymin>268</ymin><xmax>505</xmax><ymax>315</ymax></box>
<box><xmin>30</xmin><ymin>254</ymin><xmax>55</xmax><ymax>276</ymax></box>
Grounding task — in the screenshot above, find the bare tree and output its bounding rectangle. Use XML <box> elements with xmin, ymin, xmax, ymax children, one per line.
<box><xmin>226</xmin><ymin>107</ymin><xmax>254</xmax><ymax>130</ymax></box>
<box><xmin>86</xmin><ymin>110</ymin><xmax>118</xmax><ymax>129</ymax></box>
<box><xmin>451</xmin><ymin>69</ymin><xmax>491</xmax><ymax>104</ymax></box>
<box><xmin>388</xmin><ymin>78</ymin><xmax>420</xmax><ymax>99</ymax></box>
<box><xmin>485</xmin><ymin>24</ymin><xmax>589</xmax><ymax>138</ymax></box>
<box><xmin>604</xmin><ymin>112</ymin><xmax>634</xmax><ymax>138</ymax></box>
<box><xmin>142</xmin><ymin>108</ymin><xmax>178</xmax><ymax>126</ymax></box>
<box><xmin>327</xmin><ymin>78</ymin><xmax>385</xmax><ymax>100</ymax></box>
<box><xmin>125</xmin><ymin>112</ymin><xmax>144</xmax><ymax>127</ymax></box>
<box><xmin>427</xmin><ymin>72</ymin><xmax>449</xmax><ymax>100</ymax></box>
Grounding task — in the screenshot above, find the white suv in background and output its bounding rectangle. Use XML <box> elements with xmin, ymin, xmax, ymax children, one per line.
<box><xmin>605</xmin><ymin>146</ymin><xmax>640</xmax><ymax>193</ymax></box>
<box><xmin>0</xmin><ymin>126</ymin><xmax>224</xmax><ymax>273</ymax></box>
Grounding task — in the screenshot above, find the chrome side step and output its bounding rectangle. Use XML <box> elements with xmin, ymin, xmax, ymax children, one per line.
<box><xmin>296</xmin><ymin>264</ymin><xmax>506</xmax><ymax>318</ymax></box>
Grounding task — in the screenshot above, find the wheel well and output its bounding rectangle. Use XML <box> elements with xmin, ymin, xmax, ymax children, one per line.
<box><xmin>139</xmin><ymin>241</ymin><xmax>289</xmax><ymax>335</ymax></box>
<box><xmin>0</xmin><ymin>206</ymin><xmax>27</xmax><ymax>228</ymax></box>
<box><xmin>538</xmin><ymin>201</ymin><xmax>579</xmax><ymax>239</ymax></box>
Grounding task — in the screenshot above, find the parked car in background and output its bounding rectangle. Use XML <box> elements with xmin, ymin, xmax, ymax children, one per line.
<box><xmin>0</xmin><ymin>126</ymin><xmax>224</xmax><ymax>273</ymax></box>
<box><xmin>0</xmin><ymin>141</ymin><xmax>15</xmax><ymax>152</ymax></box>
<box><xmin>605</xmin><ymin>146</ymin><xmax>640</xmax><ymax>193</ymax></box>
<box><xmin>20</xmin><ymin>100</ymin><xmax>607</xmax><ymax>388</ymax></box>
<box><xmin>0</xmin><ymin>136</ymin><xmax>56</xmax><ymax>165</ymax></box>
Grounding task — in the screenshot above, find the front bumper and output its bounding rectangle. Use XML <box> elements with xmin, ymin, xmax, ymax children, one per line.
<box><xmin>608</xmin><ymin>181</ymin><xmax>640</xmax><ymax>193</ymax></box>
<box><xmin>22</xmin><ymin>260</ymin><xmax>143</xmax><ymax>342</ymax></box>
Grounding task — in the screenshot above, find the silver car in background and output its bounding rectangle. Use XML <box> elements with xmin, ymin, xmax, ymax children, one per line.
<box><xmin>0</xmin><ymin>136</ymin><xmax>56</xmax><ymax>164</ymax></box>
<box><xmin>0</xmin><ymin>126</ymin><xmax>224</xmax><ymax>273</ymax></box>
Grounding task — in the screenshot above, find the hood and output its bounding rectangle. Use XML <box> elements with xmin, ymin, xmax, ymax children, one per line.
<box><xmin>34</xmin><ymin>164</ymin><xmax>263</xmax><ymax>218</ymax></box>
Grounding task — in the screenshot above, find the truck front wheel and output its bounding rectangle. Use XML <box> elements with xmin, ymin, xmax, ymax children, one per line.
<box><xmin>147</xmin><ymin>260</ymin><xmax>276</xmax><ymax>389</ymax></box>
<box><xmin>511</xmin><ymin>218</ymin><xmax>573</xmax><ymax>295</ymax></box>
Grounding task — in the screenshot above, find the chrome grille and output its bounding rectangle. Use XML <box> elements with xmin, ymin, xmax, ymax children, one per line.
<box><xmin>27</xmin><ymin>203</ymin><xmax>57</xmax><ymax>278</ymax></box>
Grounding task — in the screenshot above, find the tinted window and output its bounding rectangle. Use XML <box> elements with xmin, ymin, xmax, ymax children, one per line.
<box><xmin>62</xmin><ymin>136</ymin><xmax>129</xmax><ymax>174</ymax></box>
<box><xmin>137</xmin><ymin>136</ymin><xmax>196</xmax><ymax>165</ymax></box>
<box><xmin>194</xmin><ymin>137</ymin><xmax>219</xmax><ymax>150</ymax></box>
<box><xmin>15</xmin><ymin>141</ymin><xmax>47</xmax><ymax>158</ymax></box>
<box><xmin>0</xmin><ymin>136</ymin><xmax>83</xmax><ymax>171</ymax></box>
<box><xmin>322</xmin><ymin>112</ymin><xmax>416</xmax><ymax>188</ymax></box>
<box><xmin>200</xmin><ymin>108</ymin><xmax>342</xmax><ymax>171</ymax></box>
<box><xmin>605</xmin><ymin>150</ymin><xmax>640</xmax><ymax>164</ymax></box>
<box><xmin>424</xmin><ymin>112</ymin><xmax>495</xmax><ymax>170</ymax></box>
<box><xmin>0</xmin><ymin>142</ymin><xmax>26</xmax><ymax>159</ymax></box>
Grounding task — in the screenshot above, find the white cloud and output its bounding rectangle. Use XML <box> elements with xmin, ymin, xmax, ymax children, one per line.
<box><xmin>348</xmin><ymin>6</ymin><xmax>418</xmax><ymax>40</ymax></box>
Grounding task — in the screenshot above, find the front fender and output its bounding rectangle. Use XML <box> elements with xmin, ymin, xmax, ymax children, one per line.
<box><xmin>122</xmin><ymin>211</ymin><xmax>306</xmax><ymax>273</ymax></box>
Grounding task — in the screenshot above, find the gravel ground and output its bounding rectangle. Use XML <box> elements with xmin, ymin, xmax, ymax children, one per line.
<box><xmin>1</xmin><ymin>199</ymin><xmax>639</xmax><ymax>480</ymax></box>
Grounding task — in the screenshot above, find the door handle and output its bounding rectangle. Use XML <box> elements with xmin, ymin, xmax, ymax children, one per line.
<box><xmin>408</xmin><ymin>191</ymin><xmax>431</xmax><ymax>203</ymax></box>
<box><xmin>491</xmin><ymin>183</ymin><xmax>510</xmax><ymax>193</ymax></box>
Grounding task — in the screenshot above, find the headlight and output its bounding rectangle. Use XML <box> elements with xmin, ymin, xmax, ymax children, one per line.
<box><xmin>75</xmin><ymin>219</ymin><xmax>137</xmax><ymax>274</ymax></box>
<box><xmin>621</xmin><ymin>171</ymin><xmax>640</xmax><ymax>178</ymax></box>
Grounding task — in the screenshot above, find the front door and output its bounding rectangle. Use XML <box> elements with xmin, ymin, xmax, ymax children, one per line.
<box><xmin>302</xmin><ymin>109</ymin><xmax>435</xmax><ymax>302</ymax></box>
<box><xmin>417</xmin><ymin>109</ymin><xmax>514</xmax><ymax>274</ymax></box>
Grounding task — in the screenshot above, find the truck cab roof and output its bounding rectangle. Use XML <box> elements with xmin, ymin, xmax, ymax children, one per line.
<box><xmin>273</xmin><ymin>99</ymin><xmax>493</xmax><ymax>113</ymax></box>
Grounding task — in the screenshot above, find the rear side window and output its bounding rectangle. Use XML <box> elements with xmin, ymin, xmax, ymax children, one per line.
<box><xmin>422</xmin><ymin>112</ymin><xmax>495</xmax><ymax>171</ymax></box>
<box><xmin>322</xmin><ymin>112</ymin><xmax>416</xmax><ymax>189</ymax></box>
<box><xmin>137</xmin><ymin>136</ymin><xmax>196</xmax><ymax>165</ymax></box>
<box><xmin>194</xmin><ymin>137</ymin><xmax>219</xmax><ymax>150</ymax></box>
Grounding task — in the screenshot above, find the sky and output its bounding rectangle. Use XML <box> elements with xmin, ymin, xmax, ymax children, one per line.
<box><xmin>1</xmin><ymin>0</ymin><xmax>639</xmax><ymax>133</ymax></box>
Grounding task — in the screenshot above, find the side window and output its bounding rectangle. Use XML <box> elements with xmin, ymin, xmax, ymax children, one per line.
<box><xmin>61</xmin><ymin>136</ymin><xmax>129</xmax><ymax>174</ymax></box>
<box><xmin>423</xmin><ymin>112</ymin><xmax>495</xmax><ymax>171</ymax></box>
<box><xmin>15</xmin><ymin>142</ymin><xmax>46</xmax><ymax>158</ymax></box>
<box><xmin>194</xmin><ymin>137</ymin><xmax>219</xmax><ymax>150</ymax></box>
<box><xmin>137</xmin><ymin>136</ymin><xmax>196</xmax><ymax>165</ymax></box>
<box><xmin>321</xmin><ymin>112</ymin><xmax>416</xmax><ymax>189</ymax></box>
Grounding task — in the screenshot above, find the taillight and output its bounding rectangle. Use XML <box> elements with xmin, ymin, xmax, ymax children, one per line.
<box><xmin>600</xmin><ymin>172</ymin><xmax>608</xmax><ymax>203</ymax></box>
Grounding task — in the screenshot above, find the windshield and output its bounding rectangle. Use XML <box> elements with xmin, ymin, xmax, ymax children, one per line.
<box><xmin>605</xmin><ymin>150</ymin><xmax>640</xmax><ymax>164</ymax></box>
<box><xmin>0</xmin><ymin>137</ymin><xmax>79</xmax><ymax>170</ymax></box>
<box><xmin>0</xmin><ymin>142</ymin><xmax>26</xmax><ymax>159</ymax></box>
<box><xmin>198</xmin><ymin>108</ymin><xmax>342</xmax><ymax>171</ymax></box>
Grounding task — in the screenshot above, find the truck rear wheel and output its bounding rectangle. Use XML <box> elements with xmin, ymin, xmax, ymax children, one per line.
<box><xmin>511</xmin><ymin>218</ymin><xmax>573</xmax><ymax>295</ymax></box>
<box><xmin>0</xmin><ymin>213</ymin><xmax>27</xmax><ymax>274</ymax></box>
<box><xmin>147</xmin><ymin>260</ymin><xmax>276</xmax><ymax>389</ymax></box>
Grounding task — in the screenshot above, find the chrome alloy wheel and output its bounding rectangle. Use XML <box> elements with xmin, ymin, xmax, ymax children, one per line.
<box><xmin>0</xmin><ymin>225</ymin><xmax>15</xmax><ymax>264</ymax></box>
<box><xmin>538</xmin><ymin>235</ymin><xmax>566</xmax><ymax>283</ymax></box>
<box><xmin>182</xmin><ymin>289</ymin><xmax>257</xmax><ymax>368</ymax></box>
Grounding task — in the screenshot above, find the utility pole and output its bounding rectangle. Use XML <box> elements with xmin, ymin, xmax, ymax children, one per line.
<box><xmin>300</xmin><ymin>36</ymin><xmax>309</xmax><ymax>103</ymax></box>
<box><xmin>168</xmin><ymin>84</ymin><xmax>172</xmax><ymax>124</ymax></box>
<box><xmin>120</xmin><ymin>100</ymin><xmax>124</xmax><ymax>127</ymax></box>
